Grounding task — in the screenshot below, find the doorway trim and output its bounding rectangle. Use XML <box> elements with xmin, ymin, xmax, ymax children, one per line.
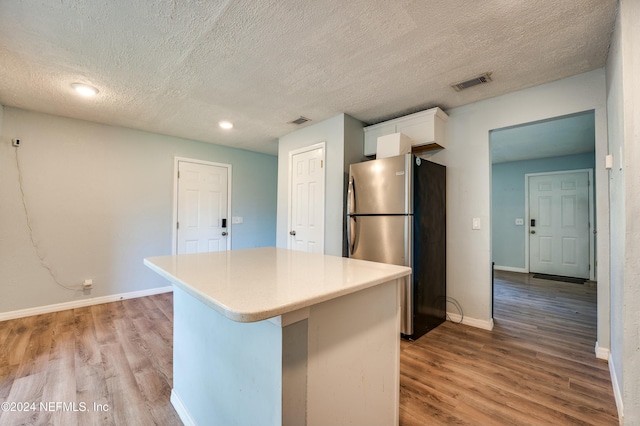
<box><xmin>524</xmin><ymin>168</ymin><xmax>595</xmax><ymax>280</ymax></box>
<box><xmin>286</xmin><ymin>142</ymin><xmax>326</xmax><ymax>251</ymax></box>
<box><xmin>172</xmin><ymin>157</ymin><xmax>233</xmax><ymax>255</ymax></box>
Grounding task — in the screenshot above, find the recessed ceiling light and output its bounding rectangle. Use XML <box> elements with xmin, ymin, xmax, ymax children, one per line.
<box><xmin>219</xmin><ymin>121</ymin><xmax>233</xmax><ymax>130</ymax></box>
<box><xmin>71</xmin><ymin>83</ymin><xmax>99</xmax><ymax>97</ymax></box>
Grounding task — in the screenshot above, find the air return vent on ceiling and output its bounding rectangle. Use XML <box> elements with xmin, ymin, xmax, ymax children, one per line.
<box><xmin>451</xmin><ymin>72</ymin><xmax>493</xmax><ymax>92</ymax></box>
<box><xmin>288</xmin><ymin>116</ymin><xmax>312</xmax><ymax>125</ymax></box>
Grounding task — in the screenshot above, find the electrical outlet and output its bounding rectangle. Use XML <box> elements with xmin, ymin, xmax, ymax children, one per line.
<box><xmin>83</xmin><ymin>279</ymin><xmax>93</xmax><ymax>289</ymax></box>
<box><xmin>12</xmin><ymin>138</ymin><xmax>21</xmax><ymax>147</ymax></box>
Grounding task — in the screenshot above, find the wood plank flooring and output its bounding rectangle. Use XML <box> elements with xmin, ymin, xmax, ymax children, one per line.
<box><xmin>400</xmin><ymin>271</ymin><xmax>618</xmax><ymax>425</ymax></box>
<box><xmin>0</xmin><ymin>271</ymin><xmax>618</xmax><ymax>425</ymax></box>
<box><xmin>0</xmin><ymin>293</ymin><xmax>181</xmax><ymax>426</ymax></box>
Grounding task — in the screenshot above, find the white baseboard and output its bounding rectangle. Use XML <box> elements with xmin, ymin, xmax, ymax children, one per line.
<box><xmin>608</xmin><ymin>357</ymin><xmax>624</xmax><ymax>424</ymax></box>
<box><xmin>595</xmin><ymin>341</ymin><xmax>610</xmax><ymax>361</ymax></box>
<box><xmin>594</xmin><ymin>344</ymin><xmax>623</xmax><ymax>424</ymax></box>
<box><xmin>447</xmin><ymin>312</ymin><xmax>494</xmax><ymax>331</ymax></box>
<box><xmin>171</xmin><ymin>389</ymin><xmax>196</xmax><ymax>426</ymax></box>
<box><xmin>0</xmin><ymin>286</ymin><xmax>173</xmax><ymax>321</ymax></box>
<box><xmin>493</xmin><ymin>265</ymin><xmax>528</xmax><ymax>273</ymax></box>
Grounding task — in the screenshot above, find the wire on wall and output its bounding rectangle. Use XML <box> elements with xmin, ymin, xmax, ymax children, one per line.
<box><xmin>14</xmin><ymin>146</ymin><xmax>80</xmax><ymax>291</ymax></box>
<box><xmin>446</xmin><ymin>297</ymin><xmax>464</xmax><ymax>324</ymax></box>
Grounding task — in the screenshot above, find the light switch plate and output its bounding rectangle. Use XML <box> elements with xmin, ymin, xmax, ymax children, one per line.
<box><xmin>472</xmin><ymin>217</ymin><xmax>481</xmax><ymax>230</ymax></box>
<box><xmin>605</xmin><ymin>154</ymin><xmax>613</xmax><ymax>170</ymax></box>
<box><xmin>232</xmin><ymin>216</ymin><xmax>243</xmax><ymax>224</ymax></box>
<box><xmin>515</xmin><ymin>218</ymin><xmax>524</xmax><ymax>226</ymax></box>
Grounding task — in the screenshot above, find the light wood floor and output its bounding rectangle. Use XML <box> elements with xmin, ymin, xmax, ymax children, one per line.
<box><xmin>0</xmin><ymin>293</ymin><xmax>181</xmax><ymax>426</ymax></box>
<box><xmin>0</xmin><ymin>272</ymin><xmax>618</xmax><ymax>425</ymax></box>
<box><xmin>400</xmin><ymin>271</ymin><xmax>618</xmax><ymax>425</ymax></box>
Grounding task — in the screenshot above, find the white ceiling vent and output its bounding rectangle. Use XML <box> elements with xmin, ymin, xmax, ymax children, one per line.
<box><xmin>451</xmin><ymin>72</ymin><xmax>493</xmax><ymax>92</ymax></box>
<box><xmin>288</xmin><ymin>116</ymin><xmax>312</xmax><ymax>125</ymax></box>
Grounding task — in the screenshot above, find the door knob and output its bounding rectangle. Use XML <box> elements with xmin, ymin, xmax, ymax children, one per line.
<box><xmin>530</xmin><ymin>230</ymin><xmax>536</xmax><ymax>234</ymax></box>
<box><xmin>289</xmin><ymin>230</ymin><xmax>296</xmax><ymax>236</ymax></box>
<box><xmin>222</xmin><ymin>231</ymin><xmax>228</xmax><ymax>236</ymax></box>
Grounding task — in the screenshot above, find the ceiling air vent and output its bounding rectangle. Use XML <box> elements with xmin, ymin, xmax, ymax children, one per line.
<box><xmin>451</xmin><ymin>72</ymin><xmax>493</xmax><ymax>92</ymax></box>
<box><xmin>288</xmin><ymin>116</ymin><xmax>312</xmax><ymax>125</ymax></box>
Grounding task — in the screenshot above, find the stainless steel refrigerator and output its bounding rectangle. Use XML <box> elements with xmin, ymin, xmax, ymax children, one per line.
<box><xmin>347</xmin><ymin>154</ymin><xmax>446</xmax><ymax>340</ymax></box>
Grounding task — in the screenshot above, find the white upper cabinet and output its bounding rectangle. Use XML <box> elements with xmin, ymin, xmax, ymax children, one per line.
<box><xmin>363</xmin><ymin>107</ymin><xmax>448</xmax><ymax>157</ymax></box>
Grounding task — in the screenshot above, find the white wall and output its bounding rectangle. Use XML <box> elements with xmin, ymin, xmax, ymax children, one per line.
<box><xmin>426</xmin><ymin>70</ymin><xmax>610</xmax><ymax>341</ymax></box>
<box><xmin>605</xmin><ymin>0</ymin><xmax>640</xmax><ymax>421</ymax></box>
<box><xmin>605</xmin><ymin>1</ymin><xmax>626</xmax><ymax>410</ymax></box>
<box><xmin>276</xmin><ymin>113</ymin><xmax>362</xmax><ymax>256</ymax></box>
<box><xmin>0</xmin><ymin>107</ymin><xmax>277</xmax><ymax>314</ymax></box>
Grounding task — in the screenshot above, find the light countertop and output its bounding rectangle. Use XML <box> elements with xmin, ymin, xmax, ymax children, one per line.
<box><xmin>144</xmin><ymin>247</ymin><xmax>411</xmax><ymax>322</ymax></box>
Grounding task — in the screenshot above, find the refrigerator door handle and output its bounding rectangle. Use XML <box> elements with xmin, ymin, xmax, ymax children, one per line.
<box><xmin>401</xmin><ymin>275</ymin><xmax>413</xmax><ymax>336</ymax></box>
<box><xmin>347</xmin><ymin>215</ymin><xmax>357</xmax><ymax>255</ymax></box>
<box><xmin>348</xmin><ymin>178</ymin><xmax>356</xmax><ymax>214</ymax></box>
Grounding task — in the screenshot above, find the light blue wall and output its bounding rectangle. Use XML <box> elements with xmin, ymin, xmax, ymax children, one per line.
<box><xmin>491</xmin><ymin>152</ymin><xmax>595</xmax><ymax>269</ymax></box>
<box><xmin>0</xmin><ymin>107</ymin><xmax>277</xmax><ymax>313</ymax></box>
<box><xmin>229</xmin><ymin>152</ymin><xmax>278</xmax><ymax>250</ymax></box>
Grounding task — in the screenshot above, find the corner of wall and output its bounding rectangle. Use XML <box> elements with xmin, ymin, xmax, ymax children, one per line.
<box><xmin>275</xmin><ymin>114</ymin><xmax>351</xmax><ymax>256</ymax></box>
<box><xmin>343</xmin><ymin>114</ymin><xmax>364</xmax><ymax>168</ymax></box>
<box><xmin>608</xmin><ymin>354</ymin><xmax>624</xmax><ymax>424</ymax></box>
<box><xmin>595</xmin><ymin>341</ymin><xmax>611</xmax><ymax>360</ymax></box>
<box><xmin>446</xmin><ymin>312</ymin><xmax>494</xmax><ymax>331</ymax></box>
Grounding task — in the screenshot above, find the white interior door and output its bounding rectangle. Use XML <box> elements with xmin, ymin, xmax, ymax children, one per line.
<box><xmin>176</xmin><ymin>160</ymin><xmax>231</xmax><ymax>254</ymax></box>
<box><xmin>289</xmin><ymin>145</ymin><xmax>325</xmax><ymax>253</ymax></box>
<box><xmin>529</xmin><ymin>171</ymin><xmax>590</xmax><ymax>279</ymax></box>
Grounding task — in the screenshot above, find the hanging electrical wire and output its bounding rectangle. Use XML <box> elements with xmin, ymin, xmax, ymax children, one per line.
<box><xmin>14</xmin><ymin>146</ymin><xmax>80</xmax><ymax>291</ymax></box>
<box><xmin>446</xmin><ymin>296</ymin><xmax>464</xmax><ymax>324</ymax></box>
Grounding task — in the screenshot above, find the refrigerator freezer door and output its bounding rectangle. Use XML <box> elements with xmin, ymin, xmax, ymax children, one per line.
<box><xmin>348</xmin><ymin>215</ymin><xmax>413</xmax><ymax>335</ymax></box>
<box><xmin>348</xmin><ymin>154</ymin><xmax>412</xmax><ymax>215</ymax></box>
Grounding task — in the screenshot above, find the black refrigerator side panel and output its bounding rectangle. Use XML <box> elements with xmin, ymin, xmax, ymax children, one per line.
<box><xmin>410</xmin><ymin>160</ymin><xmax>446</xmax><ymax>340</ymax></box>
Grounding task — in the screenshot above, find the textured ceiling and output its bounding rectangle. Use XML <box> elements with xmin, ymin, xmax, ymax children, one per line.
<box><xmin>0</xmin><ymin>0</ymin><xmax>618</xmax><ymax>155</ymax></box>
<box><xmin>490</xmin><ymin>111</ymin><xmax>595</xmax><ymax>164</ymax></box>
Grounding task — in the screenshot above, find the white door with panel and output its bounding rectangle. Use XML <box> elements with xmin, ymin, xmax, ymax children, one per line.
<box><xmin>529</xmin><ymin>171</ymin><xmax>590</xmax><ymax>279</ymax></box>
<box><xmin>177</xmin><ymin>161</ymin><xmax>230</xmax><ymax>254</ymax></box>
<box><xmin>289</xmin><ymin>146</ymin><xmax>325</xmax><ymax>253</ymax></box>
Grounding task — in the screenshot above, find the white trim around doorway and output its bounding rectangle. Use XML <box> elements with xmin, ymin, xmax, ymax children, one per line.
<box><xmin>524</xmin><ymin>168</ymin><xmax>595</xmax><ymax>281</ymax></box>
<box><xmin>286</xmin><ymin>142</ymin><xmax>326</xmax><ymax>252</ymax></box>
<box><xmin>172</xmin><ymin>157</ymin><xmax>233</xmax><ymax>255</ymax></box>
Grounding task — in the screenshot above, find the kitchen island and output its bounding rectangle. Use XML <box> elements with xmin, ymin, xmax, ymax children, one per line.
<box><xmin>144</xmin><ymin>247</ymin><xmax>411</xmax><ymax>426</ymax></box>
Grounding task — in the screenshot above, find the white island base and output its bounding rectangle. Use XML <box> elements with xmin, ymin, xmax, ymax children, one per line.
<box><xmin>144</xmin><ymin>248</ymin><xmax>410</xmax><ymax>426</ymax></box>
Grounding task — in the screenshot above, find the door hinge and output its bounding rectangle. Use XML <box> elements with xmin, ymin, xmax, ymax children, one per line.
<box><xmin>320</xmin><ymin>160</ymin><xmax>323</xmax><ymax>168</ymax></box>
<box><xmin>177</xmin><ymin>222</ymin><xmax>179</xmax><ymax>230</ymax></box>
<box><xmin>177</xmin><ymin>171</ymin><xmax>180</xmax><ymax>179</ymax></box>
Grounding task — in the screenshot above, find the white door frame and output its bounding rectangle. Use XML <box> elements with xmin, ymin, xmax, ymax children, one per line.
<box><xmin>524</xmin><ymin>168</ymin><xmax>594</xmax><ymax>280</ymax></box>
<box><xmin>287</xmin><ymin>142</ymin><xmax>326</xmax><ymax>252</ymax></box>
<box><xmin>172</xmin><ymin>157</ymin><xmax>232</xmax><ymax>255</ymax></box>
